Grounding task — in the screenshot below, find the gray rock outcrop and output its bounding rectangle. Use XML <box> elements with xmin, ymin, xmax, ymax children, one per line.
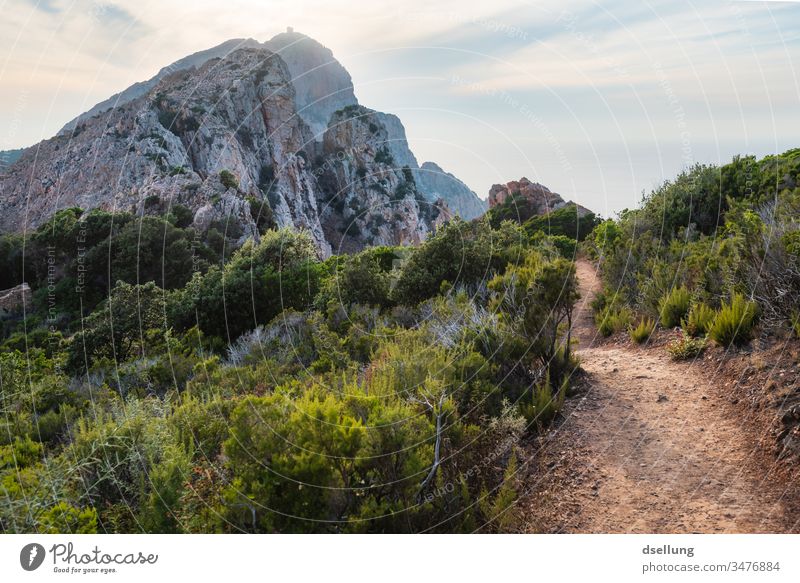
<box><xmin>0</xmin><ymin>30</ymin><xmax>486</xmax><ymax>254</ymax></box>
<box><xmin>418</xmin><ymin>161</ymin><xmax>487</xmax><ymax>220</ymax></box>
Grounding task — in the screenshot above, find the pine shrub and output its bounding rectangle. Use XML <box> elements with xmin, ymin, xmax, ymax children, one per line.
<box><xmin>709</xmin><ymin>293</ymin><xmax>758</xmax><ymax>346</ymax></box>
<box><xmin>519</xmin><ymin>372</ymin><xmax>568</xmax><ymax>426</ymax></box>
<box><xmin>629</xmin><ymin>317</ymin><xmax>655</xmax><ymax>344</ymax></box>
<box><xmin>682</xmin><ymin>302</ymin><xmax>716</xmax><ymax>337</ymax></box>
<box><xmin>596</xmin><ymin>306</ymin><xmax>632</xmax><ymax>337</ymax></box>
<box><xmin>659</xmin><ymin>286</ymin><xmax>691</xmax><ymax>328</ymax></box>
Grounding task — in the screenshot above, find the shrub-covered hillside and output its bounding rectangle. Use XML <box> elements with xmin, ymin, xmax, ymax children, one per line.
<box><xmin>587</xmin><ymin>149</ymin><xmax>800</xmax><ymax>344</ymax></box>
<box><xmin>0</xmin><ymin>207</ymin><xmax>583</xmax><ymax>533</ymax></box>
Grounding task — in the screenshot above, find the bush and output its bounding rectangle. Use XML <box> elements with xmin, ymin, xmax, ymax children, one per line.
<box><xmin>519</xmin><ymin>372</ymin><xmax>567</xmax><ymax>426</ymax></box>
<box><xmin>374</xmin><ymin>146</ymin><xmax>394</xmax><ymax>165</ymax></box>
<box><xmin>791</xmin><ymin>311</ymin><xmax>800</xmax><ymax>338</ymax></box>
<box><xmin>596</xmin><ymin>306</ymin><xmax>632</xmax><ymax>337</ymax></box>
<box><xmin>219</xmin><ymin>170</ymin><xmax>238</xmax><ymax>190</ymax></box>
<box><xmin>666</xmin><ymin>331</ymin><xmax>707</xmax><ymax>360</ymax></box>
<box><xmin>683</xmin><ymin>303</ymin><xmax>716</xmax><ymax>337</ymax></box>
<box><xmin>629</xmin><ymin>317</ymin><xmax>655</xmax><ymax>344</ymax></box>
<box><xmin>709</xmin><ymin>293</ymin><xmax>758</xmax><ymax>346</ymax></box>
<box><xmin>171</xmin><ymin>204</ymin><xmax>194</xmax><ymax>228</ymax></box>
<box><xmin>659</xmin><ymin>286</ymin><xmax>691</xmax><ymax>328</ymax></box>
<box><xmin>317</xmin><ymin>252</ymin><xmax>391</xmax><ymax>309</ymax></box>
<box><xmin>39</xmin><ymin>502</ymin><xmax>98</xmax><ymax>534</ymax></box>
<box><xmin>393</xmin><ymin>218</ymin><xmax>491</xmax><ymax>305</ymax></box>
<box><xmin>247</xmin><ymin>196</ymin><xmax>275</xmax><ymax>234</ymax></box>
<box><xmin>523</xmin><ymin>203</ymin><xmax>599</xmax><ymax>242</ymax></box>
<box><xmin>67</xmin><ymin>280</ymin><xmax>167</xmax><ymax>373</ymax></box>
<box><xmin>490</xmin><ymin>253</ymin><xmax>579</xmax><ymax>382</ymax></box>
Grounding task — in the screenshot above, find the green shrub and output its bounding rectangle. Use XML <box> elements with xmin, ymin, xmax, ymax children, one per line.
<box><xmin>523</xmin><ymin>203</ymin><xmax>599</xmax><ymax>242</ymax></box>
<box><xmin>629</xmin><ymin>317</ymin><xmax>655</xmax><ymax>344</ymax></box>
<box><xmin>170</xmin><ymin>204</ymin><xmax>194</xmax><ymax>228</ymax></box>
<box><xmin>791</xmin><ymin>311</ymin><xmax>800</xmax><ymax>338</ymax></box>
<box><xmin>666</xmin><ymin>331</ymin><xmax>707</xmax><ymax>360</ymax></box>
<box><xmin>144</xmin><ymin>194</ymin><xmax>161</xmax><ymax>208</ymax></box>
<box><xmin>659</xmin><ymin>286</ymin><xmax>691</xmax><ymax>328</ymax></box>
<box><xmin>39</xmin><ymin>502</ymin><xmax>98</xmax><ymax>534</ymax></box>
<box><xmin>374</xmin><ymin>146</ymin><xmax>394</xmax><ymax>165</ymax></box>
<box><xmin>596</xmin><ymin>306</ymin><xmax>632</xmax><ymax>337</ymax></box>
<box><xmin>219</xmin><ymin>170</ymin><xmax>238</xmax><ymax>190</ymax></box>
<box><xmin>682</xmin><ymin>302</ymin><xmax>716</xmax><ymax>337</ymax></box>
<box><xmin>393</xmin><ymin>218</ymin><xmax>491</xmax><ymax>305</ymax></box>
<box><xmin>519</xmin><ymin>372</ymin><xmax>567</xmax><ymax>426</ymax></box>
<box><xmin>709</xmin><ymin>293</ymin><xmax>758</xmax><ymax>346</ymax></box>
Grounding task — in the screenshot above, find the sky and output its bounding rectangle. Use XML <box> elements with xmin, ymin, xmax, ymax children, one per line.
<box><xmin>1</xmin><ymin>0</ymin><xmax>799</xmax><ymax>215</ymax></box>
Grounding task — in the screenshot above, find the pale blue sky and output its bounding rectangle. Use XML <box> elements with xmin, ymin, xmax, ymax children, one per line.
<box><xmin>2</xmin><ymin>0</ymin><xmax>799</xmax><ymax>215</ymax></box>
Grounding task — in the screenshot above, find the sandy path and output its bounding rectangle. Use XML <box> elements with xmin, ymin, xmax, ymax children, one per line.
<box><xmin>522</xmin><ymin>259</ymin><xmax>793</xmax><ymax>533</ymax></box>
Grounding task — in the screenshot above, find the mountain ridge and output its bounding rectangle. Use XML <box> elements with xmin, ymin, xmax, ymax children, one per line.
<box><xmin>0</xmin><ymin>30</ymin><xmax>487</xmax><ymax>238</ymax></box>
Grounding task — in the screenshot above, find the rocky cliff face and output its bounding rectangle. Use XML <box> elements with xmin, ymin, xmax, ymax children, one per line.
<box><xmin>371</xmin><ymin>113</ymin><xmax>486</xmax><ymax>219</ymax></box>
<box><xmin>418</xmin><ymin>162</ymin><xmax>487</xmax><ymax>220</ymax></box>
<box><xmin>264</xmin><ymin>31</ymin><xmax>358</xmax><ymax>140</ymax></box>
<box><xmin>1</xmin><ymin>48</ymin><xmax>324</xmax><ymax>247</ymax></box>
<box><xmin>0</xmin><ymin>31</ymin><xmax>485</xmax><ymax>253</ymax></box>
<box><xmin>317</xmin><ymin>105</ymin><xmax>443</xmax><ymax>253</ymax></box>
<box><xmin>58</xmin><ymin>38</ymin><xmax>262</xmax><ymax>135</ymax></box>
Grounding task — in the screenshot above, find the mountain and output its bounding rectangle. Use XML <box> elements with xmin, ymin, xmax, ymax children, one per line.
<box><xmin>418</xmin><ymin>162</ymin><xmax>487</xmax><ymax>220</ymax></box>
<box><xmin>488</xmin><ymin>177</ymin><xmax>592</xmax><ymax>217</ymax></box>
<box><xmin>319</xmin><ymin>105</ymin><xmax>447</xmax><ymax>253</ymax></box>
<box><xmin>58</xmin><ymin>38</ymin><xmax>262</xmax><ymax>134</ymax></box>
<box><xmin>262</xmin><ymin>31</ymin><xmax>486</xmax><ymax>219</ymax></box>
<box><xmin>0</xmin><ymin>148</ymin><xmax>25</xmax><ymax>173</ymax></box>
<box><xmin>0</xmin><ymin>47</ymin><xmax>449</xmax><ymax>256</ymax></box>
<box><xmin>0</xmin><ymin>30</ymin><xmax>486</xmax><ymax>251</ymax></box>
<box><xmin>263</xmin><ymin>30</ymin><xmax>358</xmax><ymax>140</ymax></box>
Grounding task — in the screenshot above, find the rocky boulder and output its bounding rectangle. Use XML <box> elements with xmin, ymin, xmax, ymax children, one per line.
<box><xmin>488</xmin><ymin>177</ymin><xmax>568</xmax><ymax>214</ymax></box>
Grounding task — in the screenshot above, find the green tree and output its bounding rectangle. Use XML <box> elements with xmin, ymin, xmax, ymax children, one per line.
<box><xmin>67</xmin><ymin>280</ymin><xmax>167</xmax><ymax>372</ymax></box>
<box><xmin>393</xmin><ymin>218</ymin><xmax>491</xmax><ymax>305</ymax></box>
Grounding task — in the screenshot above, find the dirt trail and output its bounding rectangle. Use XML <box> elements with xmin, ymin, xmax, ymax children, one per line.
<box><xmin>523</xmin><ymin>259</ymin><xmax>794</xmax><ymax>533</ymax></box>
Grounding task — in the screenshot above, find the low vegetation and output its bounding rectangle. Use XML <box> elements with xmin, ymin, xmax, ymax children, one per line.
<box><xmin>629</xmin><ymin>317</ymin><xmax>656</xmax><ymax>344</ymax></box>
<box><xmin>683</xmin><ymin>303</ymin><xmax>716</xmax><ymax>338</ymax></box>
<box><xmin>0</xmin><ymin>209</ymin><xmax>583</xmax><ymax>533</ymax></box>
<box><xmin>666</xmin><ymin>331</ymin><xmax>707</xmax><ymax>360</ymax></box>
<box><xmin>588</xmin><ymin>149</ymin><xmax>800</xmax><ymax>350</ymax></box>
<box><xmin>709</xmin><ymin>293</ymin><xmax>758</xmax><ymax>347</ymax></box>
<box><xmin>659</xmin><ymin>286</ymin><xmax>691</xmax><ymax>328</ymax></box>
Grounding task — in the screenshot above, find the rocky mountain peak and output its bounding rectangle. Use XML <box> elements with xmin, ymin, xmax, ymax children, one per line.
<box><xmin>58</xmin><ymin>38</ymin><xmax>263</xmax><ymax>135</ymax></box>
<box><xmin>418</xmin><ymin>161</ymin><xmax>487</xmax><ymax>220</ymax></box>
<box><xmin>264</xmin><ymin>31</ymin><xmax>357</xmax><ymax>140</ymax></box>
<box><xmin>488</xmin><ymin>177</ymin><xmax>593</xmax><ymax>218</ymax></box>
<box><xmin>0</xmin><ymin>31</ymin><xmax>488</xmax><ymax>255</ymax></box>
<box><xmin>489</xmin><ymin>177</ymin><xmax>566</xmax><ymax>213</ymax></box>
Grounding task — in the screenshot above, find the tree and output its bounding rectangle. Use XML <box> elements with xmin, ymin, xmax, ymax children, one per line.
<box><xmin>393</xmin><ymin>218</ymin><xmax>492</xmax><ymax>305</ymax></box>
<box><xmin>67</xmin><ymin>280</ymin><xmax>167</xmax><ymax>372</ymax></box>
<box><xmin>317</xmin><ymin>252</ymin><xmax>391</xmax><ymax>309</ymax></box>
<box><xmin>178</xmin><ymin>229</ymin><xmax>321</xmax><ymax>340</ymax></box>
<box><xmin>85</xmin><ymin>216</ymin><xmax>201</xmax><ymax>291</ymax></box>
<box><xmin>490</xmin><ymin>253</ymin><xmax>579</xmax><ymax>382</ymax></box>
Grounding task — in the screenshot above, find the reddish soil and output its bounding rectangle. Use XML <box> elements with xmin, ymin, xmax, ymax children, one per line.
<box><xmin>521</xmin><ymin>259</ymin><xmax>798</xmax><ymax>533</ymax></box>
